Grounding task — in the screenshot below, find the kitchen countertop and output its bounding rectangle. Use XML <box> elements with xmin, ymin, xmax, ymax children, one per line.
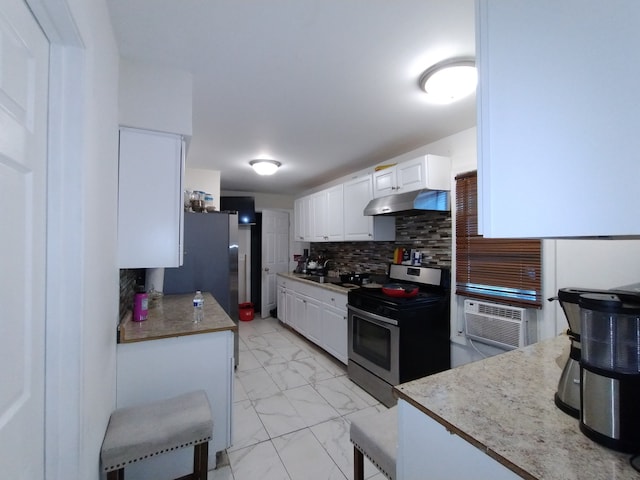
<box><xmin>118</xmin><ymin>292</ymin><xmax>237</xmax><ymax>343</ymax></box>
<box><xmin>394</xmin><ymin>335</ymin><xmax>635</xmax><ymax>479</ymax></box>
<box><xmin>278</xmin><ymin>272</ymin><xmax>361</xmax><ymax>293</ymax></box>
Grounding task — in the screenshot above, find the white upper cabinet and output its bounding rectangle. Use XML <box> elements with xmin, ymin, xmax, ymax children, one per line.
<box><xmin>373</xmin><ymin>155</ymin><xmax>451</xmax><ymax>199</ymax></box>
<box><xmin>476</xmin><ymin>0</ymin><xmax>640</xmax><ymax>238</ymax></box>
<box><xmin>117</xmin><ymin>127</ymin><xmax>184</xmax><ymax>268</ymax></box>
<box><xmin>343</xmin><ymin>174</ymin><xmax>395</xmax><ymax>241</ymax></box>
<box><xmin>294</xmin><ymin>195</ymin><xmax>313</xmax><ymax>242</ymax></box>
<box><xmin>311</xmin><ymin>184</ymin><xmax>344</xmax><ymax>242</ymax></box>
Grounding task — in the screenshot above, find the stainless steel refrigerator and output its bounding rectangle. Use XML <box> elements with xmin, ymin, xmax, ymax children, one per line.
<box><xmin>163</xmin><ymin>211</ymin><xmax>239</xmax><ymax>366</ymax></box>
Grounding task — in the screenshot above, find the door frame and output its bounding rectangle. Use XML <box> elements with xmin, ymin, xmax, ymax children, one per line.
<box><xmin>25</xmin><ymin>1</ymin><xmax>86</xmax><ymax>477</ymax></box>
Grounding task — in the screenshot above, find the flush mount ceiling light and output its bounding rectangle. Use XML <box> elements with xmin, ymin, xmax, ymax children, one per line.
<box><xmin>418</xmin><ymin>57</ymin><xmax>477</xmax><ymax>104</ymax></box>
<box><xmin>249</xmin><ymin>159</ymin><xmax>281</xmax><ymax>176</ymax></box>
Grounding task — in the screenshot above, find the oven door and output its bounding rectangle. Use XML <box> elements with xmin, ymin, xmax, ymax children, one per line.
<box><xmin>348</xmin><ymin>305</ymin><xmax>400</xmax><ymax>385</ymax></box>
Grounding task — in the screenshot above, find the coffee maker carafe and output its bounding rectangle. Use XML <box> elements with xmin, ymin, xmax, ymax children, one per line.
<box><xmin>551</xmin><ymin>287</ymin><xmax>611</xmax><ymax>418</ymax></box>
<box><xmin>579</xmin><ymin>292</ymin><xmax>640</xmax><ymax>452</ymax></box>
<box><xmin>552</xmin><ymin>288</ymin><xmax>585</xmax><ymax>418</ymax></box>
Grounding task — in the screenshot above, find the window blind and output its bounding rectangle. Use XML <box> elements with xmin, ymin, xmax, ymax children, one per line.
<box><xmin>455</xmin><ymin>171</ymin><xmax>542</xmax><ymax>308</ymax></box>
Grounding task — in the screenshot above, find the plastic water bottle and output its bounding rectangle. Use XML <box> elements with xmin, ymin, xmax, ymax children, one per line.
<box><xmin>193</xmin><ymin>290</ymin><xmax>204</xmax><ymax>323</ymax></box>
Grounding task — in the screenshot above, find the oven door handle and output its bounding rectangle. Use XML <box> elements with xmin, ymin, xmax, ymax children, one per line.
<box><xmin>348</xmin><ymin>305</ymin><xmax>399</xmax><ymax>326</ymax></box>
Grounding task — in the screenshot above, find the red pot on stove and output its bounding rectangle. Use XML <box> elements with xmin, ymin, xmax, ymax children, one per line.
<box><xmin>381</xmin><ymin>283</ymin><xmax>419</xmax><ymax>298</ymax></box>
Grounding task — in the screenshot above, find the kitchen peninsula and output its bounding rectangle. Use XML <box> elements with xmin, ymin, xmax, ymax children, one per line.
<box><xmin>394</xmin><ymin>335</ymin><xmax>635</xmax><ymax>479</ymax></box>
<box><xmin>116</xmin><ymin>292</ymin><xmax>236</xmax><ymax>479</ymax></box>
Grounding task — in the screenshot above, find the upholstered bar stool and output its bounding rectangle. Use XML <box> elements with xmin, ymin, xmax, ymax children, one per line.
<box><xmin>350</xmin><ymin>406</ymin><xmax>398</xmax><ymax>480</ymax></box>
<box><xmin>101</xmin><ymin>390</ymin><xmax>213</xmax><ymax>480</ymax></box>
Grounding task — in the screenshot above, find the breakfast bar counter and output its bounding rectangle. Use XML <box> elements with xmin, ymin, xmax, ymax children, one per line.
<box><xmin>118</xmin><ymin>291</ymin><xmax>237</xmax><ymax>343</ymax></box>
<box><xmin>116</xmin><ymin>292</ymin><xmax>235</xmax><ymax>478</ymax></box>
<box><xmin>393</xmin><ymin>335</ymin><xmax>635</xmax><ymax>479</ymax></box>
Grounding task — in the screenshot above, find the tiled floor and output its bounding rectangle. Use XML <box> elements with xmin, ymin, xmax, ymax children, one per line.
<box><xmin>208</xmin><ymin>315</ymin><xmax>388</xmax><ymax>480</ymax></box>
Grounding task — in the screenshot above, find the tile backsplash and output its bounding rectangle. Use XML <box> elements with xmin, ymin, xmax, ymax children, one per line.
<box><xmin>310</xmin><ymin>211</ymin><xmax>451</xmax><ymax>275</ymax></box>
<box><xmin>119</xmin><ymin>268</ymin><xmax>145</xmax><ymax>321</ymax></box>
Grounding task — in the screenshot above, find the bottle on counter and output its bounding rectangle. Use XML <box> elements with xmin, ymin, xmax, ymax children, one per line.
<box><xmin>133</xmin><ymin>287</ymin><xmax>148</xmax><ymax>322</ymax></box>
<box><xmin>193</xmin><ymin>290</ymin><xmax>204</xmax><ymax>323</ymax></box>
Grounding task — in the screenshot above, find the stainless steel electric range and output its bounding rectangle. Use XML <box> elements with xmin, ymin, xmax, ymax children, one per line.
<box><xmin>347</xmin><ymin>264</ymin><xmax>451</xmax><ymax>407</ymax></box>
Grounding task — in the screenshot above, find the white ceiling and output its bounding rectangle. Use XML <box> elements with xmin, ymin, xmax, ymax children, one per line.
<box><xmin>106</xmin><ymin>0</ymin><xmax>476</xmax><ymax>196</ymax></box>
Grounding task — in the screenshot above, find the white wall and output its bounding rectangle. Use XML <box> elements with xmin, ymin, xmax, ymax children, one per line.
<box><xmin>185</xmin><ymin>167</ymin><xmax>221</xmax><ymax>210</ymax></box>
<box><xmin>119</xmin><ymin>58</ymin><xmax>193</xmax><ymax>137</ymax></box>
<box><xmin>221</xmin><ymin>189</ymin><xmax>295</xmax><ymax>211</ymax></box>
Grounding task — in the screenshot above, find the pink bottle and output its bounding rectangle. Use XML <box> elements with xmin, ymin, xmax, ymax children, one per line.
<box><xmin>133</xmin><ymin>292</ymin><xmax>148</xmax><ymax>322</ymax></box>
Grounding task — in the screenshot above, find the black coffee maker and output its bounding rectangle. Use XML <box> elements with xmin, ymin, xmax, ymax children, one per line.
<box><xmin>579</xmin><ymin>291</ymin><xmax>640</xmax><ymax>452</ymax></box>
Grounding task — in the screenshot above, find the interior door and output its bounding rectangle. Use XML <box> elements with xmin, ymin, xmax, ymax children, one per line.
<box><xmin>261</xmin><ymin>210</ymin><xmax>290</xmax><ymax>317</ymax></box>
<box><xmin>0</xmin><ymin>1</ymin><xmax>49</xmax><ymax>477</ymax></box>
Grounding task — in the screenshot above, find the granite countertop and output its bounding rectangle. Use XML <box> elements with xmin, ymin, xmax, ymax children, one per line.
<box><xmin>278</xmin><ymin>272</ymin><xmax>361</xmax><ymax>294</ymax></box>
<box><xmin>394</xmin><ymin>335</ymin><xmax>635</xmax><ymax>480</ymax></box>
<box><xmin>118</xmin><ymin>292</ymin><xmax>237</xmax><ymax>344</ymax></box>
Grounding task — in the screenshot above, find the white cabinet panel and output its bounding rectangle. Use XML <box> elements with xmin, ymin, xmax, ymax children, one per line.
<box><xmin>117</xmin><ymin>127</ymin><xmax>184</xmax><ymax>267</ymax></box>
<box><xmin>476</xmin><ymin>0</ymin><xmax>640</xmax><ymax>237</ymax></box>
<box><xmin>321</xmin><ymin>305</ymin><xmax>347</xmax><ymax>364</ymax></box>
<box><xmin>343</xmin><ymin>174</ymin><xmax>395</xmax><ymax>241</ymax></box>
<box><xmin>277</xmin><ymin>284</ymin><xmax>287</xmax><ymax>324</ymax></box>
<box><xmin>310</xmin><ymin>185</ymin><xmax>344</xmax><ymax>242</ymax></box>
<box><xmin>372</xmin><ymin>167</ymin><xmax>396</xmax><ymax>197</ymax></box>
<box><xmin>372</xmin><ymin>155</ymin><xmax>451</xmax><ymax>198</ymax></box>
<box><xmin>398</xmin><ymin>400</ymin><xmax>519</xmax><ymax>479</ymax></box>
<box><xmin>305</xmin><ymin>295</ymin><xmax>322</xmax><ymax>345</ymax></box>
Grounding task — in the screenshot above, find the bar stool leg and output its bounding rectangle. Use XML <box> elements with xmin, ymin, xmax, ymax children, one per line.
<box><xmin>354</xmin><ymin>446</ymin><xmax>364</xmax><ymax>480</ymax></box>
<box><xmin>193</xmin><ymin>441</ymin><xmax>209</xmax><ymax>480</ymax></box>
<box><xmin>107</xmin><ymin>469</ymin><xmax>124</xmax><ymax>480</ymax></box>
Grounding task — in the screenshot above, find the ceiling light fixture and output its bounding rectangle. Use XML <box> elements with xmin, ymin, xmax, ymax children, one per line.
<box><xmin>250</xmin><ymin>159</ymin><xmax>281</xmax><ymax>176</ymax></box>
<box><xmin>418</xmin><ymin>57</ymin><xmax>477</xmax><ymax>104</ymax></box>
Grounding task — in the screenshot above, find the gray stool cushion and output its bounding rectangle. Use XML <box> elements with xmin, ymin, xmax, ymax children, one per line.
<box><xmin>101</xmin><ymin>390</ymin><xmax>213</xmax><ymax>473</ymax></box>
<box><xmin>350</xmin><ymin>406</ymin><xmax>397</xmax><ymax>480</ymax></box>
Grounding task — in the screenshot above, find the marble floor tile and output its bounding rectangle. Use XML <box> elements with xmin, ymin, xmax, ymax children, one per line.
<box><xmin>253</xmin><ymin>392</ymin><xmax>308</xmax><ymax>438</ymax></box>
<box><xmin>235</xmin><ymin>348</ymin><xmax>262</xmax><ymax>372</ymax></box>
<box><xmin>260</xmin><ymin>331</ymin><xmax>296</xmax><ymax>348</ymax></box>
<box><xmin>250</xmin><ymin>345</ymin><xmax>289</xmax><ymax>367</ymax></box>
<box><xmin>227</xmin><ymin>440</ymin><xmax>290</xmax><ymax>480</ymax></box>
<box><xmin>287</xmin><ymin>356</ymin><xmax>337</xmax><ymax>384</ymax></box>
<box><xmin>282</xmin><ymin>384</ymin><xmax>340</xmax><ymax>428</ymax></box>
<box><xmin>312</xmin><ymin>376</ymin><xmax>378</xmax><ymax>416</ymax></box>
<box><xmin>223</xmin><ymin>315</ymin><xmax>391</xmax><ymax>480</ymax></box>
<box><xmin>272</xmin><ymin>428</ymin><xmax>347</xmax><ymax>480</ymax></box>
<box><xmin>208</xmin><ymin>464</ymin><xmax>234</xmax><ymax>480</ymax></box>
<box><xmin>264</xmin><ymin>362</ymin><xmax>310</xmax><ymax>391</ymax></box>
<box><xmin>271</xmin><ymin>342</ymin><xmax>314</xmax><ymax>362</ymax></box>
<box><xmin>311</xmin><ymin>350</ymin><xmax>349</xmax><ymax>377</ymax></box>
<box><xmin>311</xmin><ymin>416</ymin><xmax>382</xmax><ymax>480</ymax></box>
<box><xmin>233</xmin><ymin>374</ymin><xmax>249</xmax><ymax>403</ymax></box>
<box><xmin>236</xmin><ymin>367</ymin><xmax>280</xmax><ymax>401</ymax></box>
<box><xmin>228</xmin><ymin>399</ymin><xmax>269</xmax><ymax>452</ymax></box>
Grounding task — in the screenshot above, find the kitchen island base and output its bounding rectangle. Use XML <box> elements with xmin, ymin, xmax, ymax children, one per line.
<box><xmin>116</xmin><ymin>329</ymin><xmax>233</xmax><ymax>479</ymax></box>
<box><xmin>397</xmin><ymin>399</ymin><xmax>519</xmax><ymax>479</ymax></box>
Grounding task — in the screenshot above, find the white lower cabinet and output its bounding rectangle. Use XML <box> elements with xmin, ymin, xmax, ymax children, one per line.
<box><xmin>277</xmin><ymin>283</ymin><xmax>287</xmax><ymax>324</ymax></box>
<box><xmin>277</xmin><ymin>276</ymin><xmax>348</xmax><ymax>364</ymax></box>
<box><xmin>321</xmin><ymin>304</ymin><xmax>348</xmax><ymax>364</ymax></box>
<box><xmin>116</xmin><ymin>330</ymin><xmax>234</xmax><ymax>478</ymax></box>
<box><xmin>292</xmin><ymin>293</ymin><xmax>308</xmax><ymax>336</ymax></box>
<box><xmin>304</xmin><ymin>295</ymin><xmax>322</xmax><ymax>345</ymax></box>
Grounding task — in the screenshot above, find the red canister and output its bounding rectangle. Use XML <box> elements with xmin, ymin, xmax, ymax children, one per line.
<box><xmin>133</xmin><ymin>292</ymin><xmax>148</xmax><ymax>322</ymax></box>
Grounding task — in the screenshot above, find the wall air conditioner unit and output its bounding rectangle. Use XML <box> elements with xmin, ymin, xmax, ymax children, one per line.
<box><xmin>464</xmin><ymin>299</ymin><xmax>536</xmax><ymax>350</ymax></box>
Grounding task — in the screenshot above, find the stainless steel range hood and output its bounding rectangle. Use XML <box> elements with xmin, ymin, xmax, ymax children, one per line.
<box><xmin>363</xmin><ymin>189</ymin><xmax>450</xmax><ymax>216</ymax></box>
